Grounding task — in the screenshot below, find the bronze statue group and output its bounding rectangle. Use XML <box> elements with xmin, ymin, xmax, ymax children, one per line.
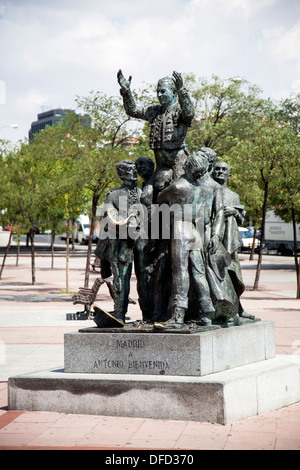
<box><xmin>94</xmin><ymin>71</ymin><xmax>255</xmax><ymax>330</ymax></box>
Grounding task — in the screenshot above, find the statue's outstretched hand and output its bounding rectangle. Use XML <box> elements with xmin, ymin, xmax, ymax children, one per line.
<box><xmin>117</xmin><ymin>69</ymin><xmax>132</xmax><ymax>91</ymax></box>
<box><xmin>172</xmin><ymin>71</ymin><xmax>183</xmax><ymax>90</ymax></box>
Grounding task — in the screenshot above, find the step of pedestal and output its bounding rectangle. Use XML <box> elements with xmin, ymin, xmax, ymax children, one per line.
<box><xmin>8</xmin><ymin>355</ymin><xmax>300</xmax><ymax>424</ymax></box>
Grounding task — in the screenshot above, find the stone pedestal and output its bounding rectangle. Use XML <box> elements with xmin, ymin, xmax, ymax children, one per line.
<box><xmin>7</xmin><ymin>321</ymin><xmax>300</xmax><ymax>425</ymax></box>
<box><xmin>64</xmin><ymin>321</ymin><xmax>275</xmax><ymax>376</ymax></box>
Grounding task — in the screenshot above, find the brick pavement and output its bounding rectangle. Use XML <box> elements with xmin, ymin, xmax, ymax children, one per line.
<box><xmin>0</xmin><ymin>248</ymin><xmax>300</xmax><ymax>450</ymax></box>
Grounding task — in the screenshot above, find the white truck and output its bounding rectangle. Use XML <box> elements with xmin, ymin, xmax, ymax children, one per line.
<box><xmin>264</xmin><ymin>210</ymin><xmax>300</xmax><ymax>255</ymax></box>
<box><xmin>60</xmin><ymin>215</ymin><xmax>90</xmax><ymax>245</ymax></box>
<box><xmin>74</xmin><ymin>215</ymin><xmax>91</xmax><ymax>245</ymax></box>
<box><xmin>60</xmin><ymin>215</ymin><xmax>100</xmax><ymax>244</ymax></box>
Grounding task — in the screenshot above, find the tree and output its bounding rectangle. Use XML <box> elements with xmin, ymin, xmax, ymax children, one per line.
<box><xmin>275</xmin><ymin>93</ymin><xmax>300</xmax><ymax>135</ymax></box>
<box><xmin>0</xmin><ymin>141</ymin><xmax>13</xmax><ymax>277</ymax></box>
<box><xmin>0</xmin><ymin>116</ymin><xmax>90</xmax><ymax>286</ymax></box>
<box><xmin>184</xmin><ymin>74</ymin><xmax>264</xmax><ymax>155</ymax></box>
<box><xmin>228</xmin><ymin>118</ymin><xmax>295</xmax><ymax>290</ymax></box>
<box><xmin>259</xmin><ymin>93</ymin><xmax>300</xmax><ymax>298</ymax></box>
<box><xmin>29</xmin><ymin>116</ymin><xmax>91</xmax><ymax>288</ymax></box>
<box><xmin>0</xmin><ymin>142</ymin><xmax>49</xmax><ymax>284</ymax></box>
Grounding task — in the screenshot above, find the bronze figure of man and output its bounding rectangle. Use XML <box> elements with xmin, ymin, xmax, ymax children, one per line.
<box><xmin>117</xmin><ymin>70</ymin><xmax>195</xmax><ymax>181</ymax></box>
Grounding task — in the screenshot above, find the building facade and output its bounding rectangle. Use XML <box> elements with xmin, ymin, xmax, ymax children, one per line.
<box><xmin>28</xmin><ymin>108</ymin><xmax>90</xmax><ymax>139</ymax></box>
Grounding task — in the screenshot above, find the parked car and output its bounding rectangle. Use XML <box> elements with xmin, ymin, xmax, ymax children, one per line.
<box><xmin>238</xmin><ymin>227</ymin><xmax>260</xmax><ymax>252</ymax></box>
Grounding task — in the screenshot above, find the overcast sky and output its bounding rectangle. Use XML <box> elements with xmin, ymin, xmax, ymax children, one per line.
<box><xmin>1</xmin><ymin>0</ymin><xmax>300</xmax><ymax>143</ymax></box>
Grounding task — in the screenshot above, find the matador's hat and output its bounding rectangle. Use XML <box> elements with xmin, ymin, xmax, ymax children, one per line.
<box><xmin>208</xmin><ymin>244</ymin><xmax>231</xmax><ymax>282</ymax></box>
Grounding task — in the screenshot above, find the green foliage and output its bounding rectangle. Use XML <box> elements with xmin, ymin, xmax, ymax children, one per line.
<box><xmin>184</xmin><ymin>73</ymin><xmax>265</xmax><ymax>155</ymax></box>
<box><xmin>274</xmin><ymin>93</ymin><xmax>300</xmax><ymax>135</ymax></box>
<box><xmin>269</xmin><ymin>94</ymin><xmax>300</xmax><ymax>224</ymax></box>
<box><xmin>269</xmin><ymin>130</ymin><xmax>300</xmax><ymax>224</ymax></box>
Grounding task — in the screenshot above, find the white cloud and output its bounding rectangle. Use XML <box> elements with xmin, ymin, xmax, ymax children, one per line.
<box><xmin>216</xmin><ymin>0</ymin><xmax>276</xmax><ymax>18</ymax></box>
<box><xmin>0</xmin><ymin>0</ymin><xmax>300</xmax><ymax>142</ymax></box>
<box><xmin>15</xmin><ymin>89</ymin><xmax>54</xmax><ymax>115</ymax></box>
<box><xmin>0</xmin><ymin>80</ymin><xmax>5</xmax><ymax>104</ymax></box>
<box><xmin>291</xmin><ymin>80</ymin><xmax>300</xmax><ymax>93</ymax></box>
<box><xmin>261</xmin><ymin>20</ymin><xmax>300</xmax><ymax>62</ymax></box>
<box><xmin>273</xmin><ymin>21</ymin><xmax>300</xmax><ymax>62</ymax></box>
<box><xmin>257</xmin><ymin>18</ymin><xmax>300</xmax><ymax>98</ymax></box>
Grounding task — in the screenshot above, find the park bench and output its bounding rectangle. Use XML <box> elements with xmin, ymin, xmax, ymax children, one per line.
<box><xmin>72</xmin><ymin>277</ymin><xmax>112</xmax><ymax>318</ymax></box>
<box><xmin>72</xmin><ymin>276</ymin><xmax>136</xmax><ymax>318</ymax></box>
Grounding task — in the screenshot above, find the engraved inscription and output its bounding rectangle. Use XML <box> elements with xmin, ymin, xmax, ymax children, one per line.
<box><xmin>93</xmin><ymin>357</ymin><xmax>170</xmax><ymax>372</ymax></box>
<box><xmin>116</xmin><ymin>339</ymin><xmax>145</xmax><ymax>349</ymax></box>
<box><xmin>93</xmin><ymin>338</ymin><xmax>170</xmax><ymax>373</ymax></box>
<box><xmin>128</xmin><ymin>360</ymin><xmax>169</xmax><ymax>370</ymax></box>
<box><xmin>94</xmin><ymin>359</ymin><xmax>124</xmax><ymax>369</ymax></box>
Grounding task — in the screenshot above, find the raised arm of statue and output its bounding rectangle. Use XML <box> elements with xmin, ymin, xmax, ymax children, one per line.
<box><xmin>117</xmin><ymin>69</ymin><xmax>132</xmax><ymax>92</ymax></box>
<box><xmin>172</xmin><ymin>70</ymin><xmax>195</xmax><ymax>124</ymax></box>
<box><xmin>172</xmin><ymin>71</ymin><xmax>184</xmax><ymax>91</ymax></box>
<box><xmin>117</xmin><ymin>69</ymin><xmax>145</xmax><ymax>120</ymax></box>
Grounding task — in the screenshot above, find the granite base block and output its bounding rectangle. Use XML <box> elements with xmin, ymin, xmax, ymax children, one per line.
<box><xmin>64</xmin><ymin>321</ymin><xmax>275</xmax><ymax>376</ymax></box>
<box><xmin>8</xmin><ymin>355</ymin><xmax>300</xmax><ymax>425</ymax></box>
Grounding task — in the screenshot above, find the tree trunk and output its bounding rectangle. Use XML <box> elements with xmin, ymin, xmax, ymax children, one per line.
<box><xmin>249</xmin><ymin>227</ymin><xmax>257</xmax><ymax>261</ymax></box>
<box><xmin>50</xmin><ymin>231</ymin><xmax>55</xmax><ymax>269</ymax></box>
<box><xmin>66</xmin><ymin>219</ymin><xmax>70</xmax><ymax>292</ymax></box>
<box><xmin>291</xmin><ymin>206</ymin><xmax>300</xmax><ymax>299</ymax></box>
<box><xmin>16</xmin><ymin>240</ymin><xmax>20</xmax><ymax>266</ymax></box>
<box><xmin>30</xmin><ymin>230</ymin><xmax>36</xmax><ymax>285</ymax></box>
<box><xmin>0</xmin><ymin>230</ymin><xmax>13</xmax><ymax>279</ymax></box>
<box><xmin>71</xmin><ymin>219</ymin><xmax>75</xmax><ymax>252</ymax></box>
<box><xmin>297</xmin><ymin>256</ymin><xmax>300</xmax><ymax>300</ymax></box>
<box><xmin>253</xmin><ymin>184</ymin><xmax>268</xmax><ymax>290</ymax></box>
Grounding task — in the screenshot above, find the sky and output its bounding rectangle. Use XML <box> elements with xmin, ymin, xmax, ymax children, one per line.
<box><xmin>0</xmin><ymin>0</ymin><xmax>300</xmax><ymax>144</ymax></box>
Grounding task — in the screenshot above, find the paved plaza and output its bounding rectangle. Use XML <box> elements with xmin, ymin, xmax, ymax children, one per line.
<box><xmin>0</xmin><ymin>244</ymin><xmax>300</xmax><ymax>450</ymax></box>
